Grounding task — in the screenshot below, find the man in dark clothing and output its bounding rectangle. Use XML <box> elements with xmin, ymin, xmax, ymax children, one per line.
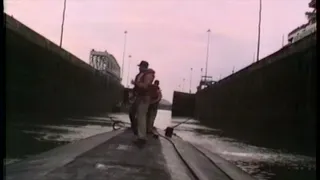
<box><xmin>128</xmin><ymin>90</ymin><xmax>138</xmax><ymax>135</ymax></box>
<box><xmin>147</xmin><ymin>80</ymin><xmax>162</xmax><ymax>134</ymax></box>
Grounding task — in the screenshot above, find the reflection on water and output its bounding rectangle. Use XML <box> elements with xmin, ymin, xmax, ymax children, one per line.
<box><xmin>5</xmin><ymin>110</ymin><xmax>316</xmax><ymax>180</ymax></box>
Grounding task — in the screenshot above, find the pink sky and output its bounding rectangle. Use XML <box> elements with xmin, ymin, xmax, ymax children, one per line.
<box><xmin>4</xmin><ymin>0</ymin><xmax>311</xmax><ymax>102</ymax></box>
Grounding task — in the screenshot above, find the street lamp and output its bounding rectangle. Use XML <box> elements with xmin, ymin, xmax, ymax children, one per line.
<box><xmin>189</xmin><ymin>68</ymin><xmax>193</xmax><ymax>93</ymax></box>
<box><xmin>126</xmin><ymin>55</ymin><xmax>132</xmax><ymax>87</ymax></box>
<box><xmin>121</xmin><ymin>30</ymin><xmax>128</xmax><ymax>81</ymax></box>
<box><xmin>59</xmin><ymin>0</ymin><xmax>67</xmax><ymax>47</ymax></box>
<box><xmin>205</xmin><ymin>29</ymin><xmax>211</xmax><ymax>80</ymax></box>
<box><xmin>256</xmin><ymin>0</ymin><xmax>262</xmax><ymax>62</ymax></box>
<box><xmin>182</xmin><ymin>78</ymin><xmax>185</xmax><ymax>92</ymax></box>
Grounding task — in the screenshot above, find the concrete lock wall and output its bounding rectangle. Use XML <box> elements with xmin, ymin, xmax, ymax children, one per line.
<box><xmin>5</xmin><ymin>14</ymin><xmax>123</xmax><ymax>117</ymax></box>
<box><xmin>194</xmin><ymin>33</ymin><xmax>316</xmax><ymax>155</ymax></box>
<box><xmin>171</xmin><ymin>91</ymin><xmax>195</xmax><ymax>117</ymax></box>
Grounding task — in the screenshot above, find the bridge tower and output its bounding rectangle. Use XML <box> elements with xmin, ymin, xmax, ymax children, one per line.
<box><xmin>89</xmin><ymin>49</ymin><xmax>121</xmax><ymax>81</ymax></box>
<box><xmin>90</xmin><ymin>49</ymin><xmax>107</xmax><ymax>72</ymax></box>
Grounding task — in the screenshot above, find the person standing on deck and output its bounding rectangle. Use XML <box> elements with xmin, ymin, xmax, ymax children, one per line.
<box><xmin>129</xmin><ymin>61</ymin><xmax>149</xmax><ymax>135</ymax></box>
<box><xmin>131</xmin><ymin>61</ymin><xmax>155</xmax><ymax>146</ymax></box>
<box><xmin>147</xmin><ymin>80</ymin><xmax>162</xmax><ymax>135</ymax></box>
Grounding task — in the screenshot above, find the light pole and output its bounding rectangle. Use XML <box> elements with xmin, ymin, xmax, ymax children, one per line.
<box><xmin>189</xmin><ymin>68</ymin><xmax>193</xmax><ymax>93</ymax></box>
<box><xmin>182</xmin><ymin>78</ymin><xmax>185</xmax><ymax>92</ymax></box>
<box><xmin>59</xmin><ymin>0</ymin><xmax>67</xmax><ymax>47</ymax></box>
<box><xmin>200</xmin><ymin>68</ymin><xmax>203</xmax><ymax>89</ymax></box>
<box><xmin>200</xmin><ymin>68</ymin><xmax>203</xmax><ymax>78</ymax></box>
<box><xmin>126</xmin><ymin>55</ymin><xmax>132</xmax><ymax>87</ymax></box>
<box><xmin>205</xmin><ymin>29</ymin><xmax>211</xmax><ymax>80</ymax></box>
<box><xmin>256</xmin><ymin>0</ymin><xmax>262</xmax><ymax>62</ymax></box>
<box><xmin>121</xmin><ymin>30</ymin><xmax>127</xmax><ymax>81</ymax></box>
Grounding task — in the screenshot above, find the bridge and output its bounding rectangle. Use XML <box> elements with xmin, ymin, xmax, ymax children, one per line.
<box><xmin>89</xmin><ymin>49</ymin><xmax>121</xmax><ymax>82</ymax></box>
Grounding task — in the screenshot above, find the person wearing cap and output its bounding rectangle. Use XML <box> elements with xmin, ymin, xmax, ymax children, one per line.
<box><xmin>147</xmin><ymin>80</ymin><xmax>162</xmax><ymax>135</ymax></box>
<box><xmin>131</xmin><ymin>60</ymin><xmax>155</xmax><ymax>146</ymax></box>
<box><xmin>128</xmin><ymin>61</ymin><xmax>149</xmax><ymax>135</ymax></box>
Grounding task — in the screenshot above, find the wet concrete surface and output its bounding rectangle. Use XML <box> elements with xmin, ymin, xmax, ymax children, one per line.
<box><xmin>43</xmin><ymin>130</ymin><xmax>174</xmax><ymax>180</ymax></box>
<box><xmin>6</xmin><ymin>129</ymin><xmax>236</xmax><ymax>180</ymax></box>
<box><xmin>5</xmin><ymin>110</ymin><xmax>316</xmax><ymax>180</ymax></box>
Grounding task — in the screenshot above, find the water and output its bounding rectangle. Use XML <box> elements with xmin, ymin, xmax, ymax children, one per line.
<box><xmin>5</xmin><ymin>110</ymin><xmax>316</xmax><ymax>180</ymax></box>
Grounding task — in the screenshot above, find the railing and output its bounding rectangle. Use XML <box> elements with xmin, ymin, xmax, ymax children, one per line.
<box><xmin>197</xmin><ymin>32</ymin><xmax>316</xmax><ymax>92</ymax></box>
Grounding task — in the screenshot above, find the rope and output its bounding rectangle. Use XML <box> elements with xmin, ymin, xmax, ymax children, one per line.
<box><xmin>108</xmin><ymin>117</ymin><xmax>233</xmax><ymax>179</ymax></box>
<box><xmin>110</xmin><ymin>117</ymin><xmax>130</xmax><ymax>131</ymax></box>
<box><xmin>156</xmin><ymin>132</ymin><xmax>201</xmax><ymax>180</ymax></box>
<box><xmin>108</xmin><ymin>115</ymin><xmax>197</xmax><ymax>179</ymax></box>
<box><xmin>158</xmin><ymin>131</ymin><xmax>236</xmax><ymax>180</ymax></box>
<box><xmin>171</xmin><ymin>118</ymin><xmax>192</xmax><ymax>128</ymax></box>
<box><xmin>188</xmin><ymin>143</ymin><xmax>235</xmax><ymax>180</ymax></box>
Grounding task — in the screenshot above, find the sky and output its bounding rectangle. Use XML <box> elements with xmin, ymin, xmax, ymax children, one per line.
<box><xmin>4</xmin><ymin>0</ymin><xmax>311</xmax><ymax>102</ymax></box>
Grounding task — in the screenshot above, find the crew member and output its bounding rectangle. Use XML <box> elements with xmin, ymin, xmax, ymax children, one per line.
<box><xmin>129</xmin><ymin>61</ymin><xmax>148</xmax><ymax>135</ymax></box>
<box><xmin>132</xmin><ymin>61</ymin><xmax>155</xmax><ymax>146</ymax></box>
<box><xmin>147</xmin><ymin>80</ymin><xmax>162</xmax><ymax>134</ymax></box>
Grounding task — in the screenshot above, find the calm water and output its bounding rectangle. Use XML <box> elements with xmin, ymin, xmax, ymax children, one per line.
<box><xmin>5</xmin><ymin>110</ymin><xmax>316</xmax><ymax>180</ymax></box>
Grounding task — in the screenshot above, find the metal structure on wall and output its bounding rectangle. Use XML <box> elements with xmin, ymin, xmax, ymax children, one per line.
<box><xmin>197</xmin><ymin>76</ymin><xmax>216</xmax><ymax>91</ymax></box>
<box><xmin>89</xmin><ymin>49</ymin><xmax>121</xmax><ymax>81</ymax></box>
<box><xmin>288</xmin><ymin>0</ymin><xmax>317</xmax><ymax>44</ymax></box>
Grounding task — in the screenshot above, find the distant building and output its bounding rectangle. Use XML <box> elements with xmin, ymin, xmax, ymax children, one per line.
<box><xmin>89</xmin><ymin>49</ymin><xmax>121</xmax><ymax>81</ymax></box>
<box><xmin>287</xmin><ymin>0</ymin><xmax>316</xmax><ymax>44</ymax></box>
